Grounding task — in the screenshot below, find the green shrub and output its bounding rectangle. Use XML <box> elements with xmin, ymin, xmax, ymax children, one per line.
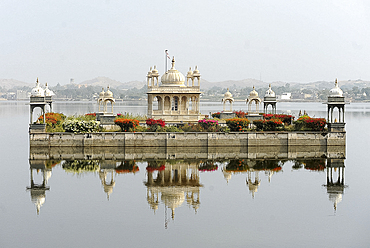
<box><xmin>220</xmin><ymin>126</ymin><xmax>230</xmax><ymax>133</ymax></box>
<box><xmin>67</xmin><ymin>114</ymin><xmax>96</xmax><ymax>122</ymax></box>
<box><xmin>253</xmin><ymin>119</ymin><xmax>264</xmax><ymax>131</ymax></box>
<box><xmin>62</xmin><ymin>160</ymin><xmax>100</xmax><ymax>174</ymax></box>
<box><xmin>180</xmin><ymin>123</ymin><xmax>205</xmax><ymax>132</ymax></box>
<box><xmin>165</xmin><ymin>126</ymin><xmax>183</xmax><ymax>132</ymax></box>
<box><xmin>84</xmin><ymin>113</ymin><xmax>97</xmax><ymax>120</ymax></box>
<box><xmin>135</xmin><ymin>125</ymin><xmax>147</xmax><ymax>132</ymax></box>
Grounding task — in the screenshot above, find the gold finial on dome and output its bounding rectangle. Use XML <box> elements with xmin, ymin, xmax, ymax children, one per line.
<box><xmin>171</xmin><ymin>56</ymin><xmax>175</xmax><ymax>69</ymax></box>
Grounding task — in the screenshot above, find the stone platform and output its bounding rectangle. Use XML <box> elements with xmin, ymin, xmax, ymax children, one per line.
<box><xmin>30</xmin><ymin>131</ymin><xmax>346</xmax><ymax>148</ymax></box>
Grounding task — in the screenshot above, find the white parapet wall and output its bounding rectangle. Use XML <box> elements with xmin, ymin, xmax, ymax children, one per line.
<box><xmin>29</xmin><ymin>131</ymin><xmax>346</xmax><ymax>148</ymax></box>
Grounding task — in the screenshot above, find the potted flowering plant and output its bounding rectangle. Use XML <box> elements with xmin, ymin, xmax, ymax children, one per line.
<box><xmin>146</xmin><ymin>118</ymin><xmax>166</xmax><ymax>132</ymax></box>
<box><xmin>225</xmin><ymin>118</ymin><xmax>250</xmax><ymax>132</ymax></box>
<box><xmin>294</xmin><ymin>116</ymin><xmax>326</xmax><ymax>131</ymax></box>
<box><xmin>198</xmin><ymin>119</ymin><xmax>219</xmax><ymax>132</ymax></box>
<box><xmin>115</xmin><ymin>118</ymin><xmax>140</xmax><ymax>132</ymax></box>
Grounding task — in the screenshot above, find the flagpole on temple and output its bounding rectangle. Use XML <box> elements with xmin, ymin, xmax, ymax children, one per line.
<box><xmin>165</xmin><ymin>50</ymin><xmax>168</xmax><ymax>72</ymax></box>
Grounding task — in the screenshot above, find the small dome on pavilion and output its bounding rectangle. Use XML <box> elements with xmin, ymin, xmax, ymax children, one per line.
<box><xmin>31</xmin><ymin>78</ymin><xmax>45</xmax><ymax>97</ymax></box>
<box><xmin>44</xmin><ymin>83</ymin><xmax>55</xmax><ymax>96</ymax></box>
<box><xmin>193</xmin><ymin>66</ymin><xmax>201</xmax><ymax>77</ymax></box>
<box><xmin>224</xmin><ymin>88</ymin><xmax>233</xmax><ymax>99</ymax></box>
<box><xmin>99</xmin><ymin>88</ymin><xmax>105</xmax><ymax>98</ymax></box>
<box><xmin>187</xmin><ymin>67</ymin><xmax>193</xmax><ymax>78</ymax></box>
<box><xmin>161</xmin><ymin>57</ymin><xmax>186</xmax><ymax>86</ymax></box>
<box><xmin>329</xmin><ymin>79</ymin><xmax>343</xmax><ymax>97</ymax></box>
<box><xmin>104</xmin><ymin>86</ymin><xmax>113</xmax><ymax>98</ymax></box>
<box><xmin>147</xmin><ymin>67</ymin><xmax>153</xmax><ymax>78</ymax></box>
<box><xmin>151</xmin><ymin>65</ymin><xmax>159</xmax><ymax>77</ymax></box>
<box><xmin>249</xmin><ymin>86</ymin><xmax>259</xmax><ymax>97</ymax></box>
<box><xmin>265</xmin><ymin>84</ymin><xmax>275</xmax><ymax>97</ymax></box>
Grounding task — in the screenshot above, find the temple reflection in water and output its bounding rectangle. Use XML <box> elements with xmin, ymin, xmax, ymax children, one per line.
<box><xmin>324</xmin><ymin>158</ymin><xmax>347</xmax><ymax>212</ymax></box>
<box><xmin>27</xmin><ymin>146</ymin><xmax>347</xmax><ymax>220</ymax></box>
<box><xmin>26</xmin><ymin>159</ymin><xmax>53</xmax><ymax>215</ymax></box>
<box><xmin>144</xmin><ymin>160</ymin><xmax>202</xmax><ymax>226</ymax></box>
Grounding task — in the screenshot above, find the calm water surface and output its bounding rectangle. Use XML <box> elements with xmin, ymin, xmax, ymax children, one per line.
<box><xmin>0</xmin><ymin>100</ymin><xmax>369</xmax><ymax>248</ymax></box>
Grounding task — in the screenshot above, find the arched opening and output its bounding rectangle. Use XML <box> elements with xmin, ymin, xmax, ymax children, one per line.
<box><xmin>172</xmin><ymin>96</ymin><xmax>179</xmax><ymax>111</ymax></box>
<box><xmin>248</xmin><ymin>99</ymin><xmax>260</xmax><ymax>114</ymax></box>
<box><xmin>164</xmin><ymin>96</ymin><xmax>171</xmax><ymax>111</ymax></box>
<box><xmin>330</xmin><ymin>106</ymin><xmax>342</xmax><ymax>123</ymax></box>
<box><xmin>153</xmin><ymin>96</ymin><xmax>162</xmax><ymax>111</ymax></box>
<box><xmin>223</xmin><ymin>99</ymin><xmax>233</xmax><ymax>112</ymax></box>
<box><xmin>181</xmin><ymin>96</ymin><xmax>187</xmax><ymax>111</ymax></box>
<box><xmin>104</xmin><ymin>100</ymin><xmax>114</xmax><ymax>113</ymax></box>
<box><xmin>265</xmin><ymin>103</ymin><xmax>275</xmax><ymax>114</ymax></box>
<box><xmin>30</xmin><ymin>106</ymin><xmax>45</xmax><ymax>124</ymax></box>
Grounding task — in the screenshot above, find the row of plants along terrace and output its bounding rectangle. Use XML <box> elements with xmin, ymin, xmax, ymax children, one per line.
<box><xmin>36</xmin><ymin>110</ymin><xmax>326</xmax><ymax>133</ymax></box>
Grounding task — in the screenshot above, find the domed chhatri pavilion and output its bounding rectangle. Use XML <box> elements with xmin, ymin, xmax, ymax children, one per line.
<box><xmin>222</xmin><ymin>88</ymin><xmax>234</xmax><ymax>112</ymax></box>
<box><xmin>246</xmin><ymin>86</ymin><xmax>262</xmax><ymax>115</ymax></box>
<box><xmin>263</xmin><ymin>84</ymin><xmax>277</xmax><ymax>114</ymax></box>
<box><xmin>98</xmin><ymin>86</ymin><xmax>115</xmax><ymax>114</ymax></box>
<box><xmin>29</xmin><ymin>78</ymin><xmax>55</xmax><ymax>132</ymax></box>
<box><xmin>326</xmin><ymin>79</ymin><xmax>346</xmax><ymax>132</ymax></box>
<box><xmin>147</xmin><ymin>57</ymin><xmax>202</xmax><ymax>122</ymax></box>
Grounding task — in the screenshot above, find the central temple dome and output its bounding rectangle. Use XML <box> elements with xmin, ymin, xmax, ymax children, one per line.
<box><xmin>161</xmin><ymin>57</ymin><xmax>185</xmax><ymax>87</ymax></box>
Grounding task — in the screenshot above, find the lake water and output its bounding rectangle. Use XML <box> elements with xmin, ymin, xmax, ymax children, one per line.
<box><xmin>0</xmin><ymin>100</ymin><xmax>369</xmax><ymax>248</ymax></box>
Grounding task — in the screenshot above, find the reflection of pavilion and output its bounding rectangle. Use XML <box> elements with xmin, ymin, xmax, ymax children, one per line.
<box><xmin>99</xmin><ymin>160</ymin><xmax>117</xmax><ymax>200</ymax></box>
<box><xmin>26</xmin><ymin>160</ymin><xmax>53</xmax><ymax>215</ymax></box>
<box><xmin>98</xmin><ymin>160</ymin><xmax>139</xmax><ymax>200</ymax></box>
<box><xmin>246</xmin><ymin>170</ymin><xmax>261</xmax><ymax>198</ymax></box>
<box><xmin>144</xmin><ymin>161</ymin><xmax>202</xmax><ymax>226</ymax></box>
<box><xmin>223</xmin><ymin>159</ymin><xmax>283</xmax><ymax>198</ymax></box>
<box><xmin>323</xmin><ymin>159</ymin><xmax>347</xmax><ymax>212</ymax></box>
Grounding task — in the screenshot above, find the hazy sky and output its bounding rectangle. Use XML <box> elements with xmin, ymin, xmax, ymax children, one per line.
<box><xmin>1</xmin><ymin>0</ymin><xmax>369</xmax><ymax>85</ymax></box>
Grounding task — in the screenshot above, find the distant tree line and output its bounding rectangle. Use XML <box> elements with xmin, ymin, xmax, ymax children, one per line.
<box><xmin>2</xmin><ymin>83</ymin><xmax>370</xmax><ymax>101</ymax></box>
